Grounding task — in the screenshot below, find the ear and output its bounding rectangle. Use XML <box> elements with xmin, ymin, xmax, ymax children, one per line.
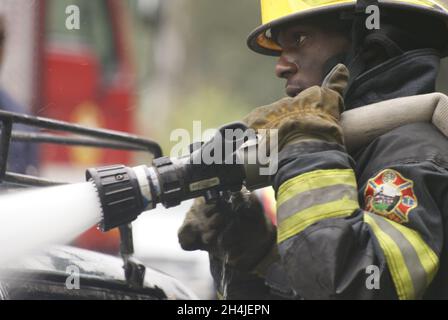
<box><xmin>321</xmin><ymin>64</ymin><xmax>349</xmax><ymax>95</ymax></box>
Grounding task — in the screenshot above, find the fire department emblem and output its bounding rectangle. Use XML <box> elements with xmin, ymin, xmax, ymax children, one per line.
<box><xmin>364</xmin><ymin>169</ymin><xmax>417</xmax><ymax>223</ymax></box>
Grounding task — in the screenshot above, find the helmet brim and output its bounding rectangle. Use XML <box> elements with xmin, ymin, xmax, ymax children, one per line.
<box><xmin>247</xmin><ymin>1</ymin><xmax>448</xmax><ymax>56</ymax></box>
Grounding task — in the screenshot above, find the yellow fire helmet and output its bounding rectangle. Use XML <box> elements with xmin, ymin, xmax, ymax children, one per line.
<box><xmin>247</xmin><ymin>0</ymin><xmax>448</xmax><ymax>56</ymax></box>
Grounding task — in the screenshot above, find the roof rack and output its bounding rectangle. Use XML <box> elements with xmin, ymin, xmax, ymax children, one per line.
<box><xmin>0</xmin><ymin>109</ymin><xmax>163</xmax><ymax>288</ymax></box>
<box><xmin>0</xmin><ymin>109</ymin><xmax>162</xmax><ymax>185</ymax></box>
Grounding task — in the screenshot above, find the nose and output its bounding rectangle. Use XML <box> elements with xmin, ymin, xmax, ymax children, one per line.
<box><xmin>275</xmin><ymin>55</ymin><xmax>298</xmax><ymax>80</ymax></box>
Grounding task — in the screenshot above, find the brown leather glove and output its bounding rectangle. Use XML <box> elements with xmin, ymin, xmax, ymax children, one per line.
<box><xmin>178</xmin><ymin>189</ymin><xmax>276</xmax><ymax>272</ymax></box>
<box><xmin>243</xmin><ymin>64</ymin><xmax>349</xmax><ymax>151</ymax></box>
<box><xmin>178</xmin><ymin>64</ymin><xmax>348</xmax><ymax>274</ymax></box>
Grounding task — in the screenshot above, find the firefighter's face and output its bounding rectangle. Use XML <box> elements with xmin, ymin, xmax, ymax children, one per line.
<box><xmin>275</xmin><ymin>23</ymin><xmax>350</xmax><ymax>97</ymax></box>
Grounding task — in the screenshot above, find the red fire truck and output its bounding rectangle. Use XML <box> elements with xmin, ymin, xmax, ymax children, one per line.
<box><xmin>1</xmin><ymin>0</ymin><xmax>139</xmax><ymax>253</ymax></box>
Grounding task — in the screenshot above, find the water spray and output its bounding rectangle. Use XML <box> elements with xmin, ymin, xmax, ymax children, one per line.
<box><xmin>0</xmin><ymin>182</ymin><xmax>102</xmax><ymax>265</ymax></box>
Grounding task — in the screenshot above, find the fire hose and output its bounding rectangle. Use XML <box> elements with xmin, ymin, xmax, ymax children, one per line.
<box><xmin>87</xmin><ymin>93</ymin><xmax>448</xmax><ymax>232</ymax></box>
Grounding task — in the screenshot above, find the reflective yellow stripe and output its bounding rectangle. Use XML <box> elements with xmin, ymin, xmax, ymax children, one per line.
<box><xmin>277</xmin><ymin>169</ymin><xmax>357</xmax><ymax>207</ymax></box>
<box><xmin>364</xmin><ymin>213</ymin><xmax>414</xmax><ymax>299</ymax></box>
<box><xmin>364</xmin><ymin>212</ymin><xmax>439</xmax><ymax>300</ymax></box>
<box><xmin>382</xmin><ymin>218</ymin><xmax>439</xmax><ymax>285</ymax></box>
<box><xmin>278</xmin><ymin>198</ymin><xmax>359</xmax><ymax>243</ymax></box>
<box><xmin>277</xmin><ymin>169</ymin><xmax>358</xmax><ymax>243</ymax></box>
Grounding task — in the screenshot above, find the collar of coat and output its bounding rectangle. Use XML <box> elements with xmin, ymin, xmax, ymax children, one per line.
<box><xmin>344</xmin><ymin>48</ymin><xmax>441</xmax><ymax>110</ymax></box>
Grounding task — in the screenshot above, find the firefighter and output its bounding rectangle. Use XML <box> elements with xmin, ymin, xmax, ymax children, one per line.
<box><xmin>178</xmin><ymin>0</ymin><xmax>448</xmax><ymax>299</ymax></box>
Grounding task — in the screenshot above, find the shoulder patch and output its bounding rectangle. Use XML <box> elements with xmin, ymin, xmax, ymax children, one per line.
<box><xmin>364</xmin><ymin>169</ymin><xmax>417</xmax><ymax>224</ymax></box>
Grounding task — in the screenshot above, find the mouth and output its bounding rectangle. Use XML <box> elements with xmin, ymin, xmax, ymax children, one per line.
<box><xmin>285</xmin><ymin>84</ymin><xmax>303</xmax><ymax>97</ymax></box>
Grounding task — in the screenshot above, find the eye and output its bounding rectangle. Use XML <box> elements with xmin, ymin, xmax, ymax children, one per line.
<box><xmin>294</xmin><ymin>33</ymin><xmax>307</xmax><ymax>47</ymax></box>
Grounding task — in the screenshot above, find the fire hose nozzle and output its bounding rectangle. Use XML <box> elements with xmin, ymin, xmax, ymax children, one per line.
<box><xmin>86</xmin><ymin>165</ymin><xmax>159</xmax><ymax>232</ymax></box>
<box><xmin>86</xmin><ymin>122</ymin><xmax>273</xmax><ymax>232</ymax></box>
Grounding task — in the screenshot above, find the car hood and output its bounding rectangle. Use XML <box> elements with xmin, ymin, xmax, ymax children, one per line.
<box><xmin>0</xmin><ymin>245</ymin><xmax>197</xmax><ymax>300</ymax></box>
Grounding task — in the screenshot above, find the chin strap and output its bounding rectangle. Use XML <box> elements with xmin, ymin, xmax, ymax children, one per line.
<box><xmin>341</xmin><ymin>0</ymin><xmax>379</xmax><ymax>93</ymax></box>
<box><xmin>321</xmin><ymin>0</ymin><xmax>380</xmax><ymax>94</ymax></box>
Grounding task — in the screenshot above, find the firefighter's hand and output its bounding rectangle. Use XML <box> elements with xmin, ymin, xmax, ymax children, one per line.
<box><xmin>243</xmin><ymin>64</ymin><xmax>349</xmax><ymax>150</ymax></box>
<box><xmin>178</xmin><ymin>189</ymin><xmax>276</xmax><ymax>272</ymax></box>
